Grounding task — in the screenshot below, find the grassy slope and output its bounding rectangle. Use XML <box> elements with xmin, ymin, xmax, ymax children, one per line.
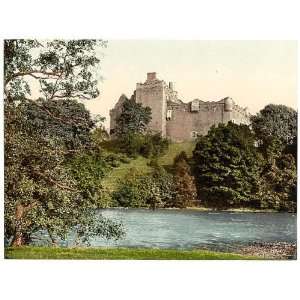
<box><xmin>102</xmin><ymin>142</ymin><xmax>196</xmax><ymax>192</ymax></box>
<box><xmin>5</xmin><ymin>247</ymin><xmax>259</xmax><ymax>260</ymax></box>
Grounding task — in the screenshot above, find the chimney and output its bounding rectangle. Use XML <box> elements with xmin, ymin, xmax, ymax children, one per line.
<box><xmin>147</xmin><ymin>72</ymin><xmax>157</xmax><ymax>81</ymax></box>
<box><xmin>169</xmin><ymin>82</ymin><xmax>174</xmax><ymax>90</ymax></box>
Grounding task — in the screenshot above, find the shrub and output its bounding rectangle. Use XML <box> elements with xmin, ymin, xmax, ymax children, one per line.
<box><xmin>112</xmin><ymin>166</ymin><xmax>175</xmax><ymax>209</ymax></box>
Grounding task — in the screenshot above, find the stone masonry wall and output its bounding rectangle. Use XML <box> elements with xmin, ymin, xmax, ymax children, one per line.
<box><xmin>166</xmin><ymin>102</ymin><xmax>231</xmax><ymax>141</ymax></box>
<box><xmin>136</xmin><ymin>74</ymin><xmax>167</xmax><ymax>136</ymax></box>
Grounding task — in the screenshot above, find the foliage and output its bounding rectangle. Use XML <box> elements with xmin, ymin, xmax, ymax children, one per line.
<box><xmin>250</xmin><ymin>104</ymin><xmax>297</xmax><ymax>212</ymax></box>
<box><xmin>192</xmin><ymin>122</ymin><xmax>261</xmax><ymax>209</ymax></box>
<box><xmin>115</xmin><ymin>98</ymin><xmax>152</xmax><ymax>136</ymax></box>
<box><xmin>256</xmin><ymin>154</ymin><xmax>297</xmax><ymax>212</ymax></box>
<box><xmin>140</xmin><ymin>133</ymin><xmax>169</xmax><ymax>158</ymax></box>
<box><xmin>4</xmin><ymin>39</ymin><xmax>124</xmax><ymax>246</ymax></box>
<box><xmin>174</xmin><ymin>151</ymin><xmax>189</xmax><ymax>165</ymax></box>
<box><xmin>116</xmin><ymin>132</ymin><xmax>146</xmax><ymax>158</ymax></box>
<box><xmin>250</xmin><ymin>104</ymin><xmax>297</xmax><ymax>160</ymax></box>
<box><xmin>116</xmin><ymin>132</ymin><xmax>169</xmax><ymax>158</ymax></box>
<box><xmin>5</xmin><ymin>39</ymin><xmax>105</xmax><ymax>102</ymax></box>
<box><xmin>171</xmin><ymin>155</ymin><xmax>197</xmax><ymax>208</ymax></box>
<box><xmin>91</xmin><ymin>121</ymin><xmax>110</xmax><ymax>149</ymax></box>
<box><xmin>112</xmin><ymin>166</ymin><xmax>175</xmax><ymax>209</ymax></box>
<box><xmin>112</xmin><ymin>168</ymin><xmax>148</xmax><ymax>207</ymax></box>
<box><xmin>66</xmin><ymin>150</ymin><xmax>113</xmax><ymax>208</ymax></box>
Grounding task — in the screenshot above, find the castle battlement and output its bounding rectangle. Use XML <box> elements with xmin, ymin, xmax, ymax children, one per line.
<box><xmin>110</xmin><ymin>72</ymin><xmax>251</xmax><ymax>141</ymax></box>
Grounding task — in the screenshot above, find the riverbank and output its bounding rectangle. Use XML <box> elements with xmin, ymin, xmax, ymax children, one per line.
<box><xmin>5</xmin><ymin>246</ymin><xmax>260</xmax><ymax>260</ymax></box>
<box><xmin>109</xmin><ymin>206</ymin><xmax>280</xmax><ymax>213</ymax></box>
<box><xmin>237</xmin><ymin>242</ymin><xmax>297</xmax><ymax>260</ymax></box>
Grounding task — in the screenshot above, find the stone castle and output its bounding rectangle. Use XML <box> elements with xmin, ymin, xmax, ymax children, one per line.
<box><xmin>110</xmin><ymin>72</ymin><xmax>250</xmax><ymax>142</ymax></box>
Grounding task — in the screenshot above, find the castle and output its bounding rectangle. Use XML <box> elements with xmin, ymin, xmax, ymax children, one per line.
<box><xmin>110</xmin><ymin>72</ymin><xmax>250</xmax><ymax>142</ymax></box>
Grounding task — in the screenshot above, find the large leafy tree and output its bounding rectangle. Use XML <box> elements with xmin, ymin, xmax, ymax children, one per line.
<box><xmin>192</xmin><ymin>122</ymin><xmax>261</xmax><ymax>209</ymax></box>
<box><xmin>250</xmin><ymin>104</ymin><xmax>297</xmax><ymax>160</ymax></box>
<box><xmin>4</xmin><ymin>40</ymin><xmax>124</xmax><ymax>246</ymax></box>
<box><xmin>250</xmin><ymin>104</ymin><xmax>297</xmax><ymax>212</ymax></box>
<box><xmin>115</xmin><ymin>98</ymin><xmax>152</xmax><ymax>136</ymax></box>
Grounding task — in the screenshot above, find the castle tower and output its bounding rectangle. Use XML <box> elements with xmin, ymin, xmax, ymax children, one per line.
<box><xmin>135</xmin><ymin>72</ymin><xmax>167</xmax><ymax>136</ymax></box>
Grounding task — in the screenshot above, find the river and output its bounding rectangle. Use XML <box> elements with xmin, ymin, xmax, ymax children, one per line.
<box><xmin>31</xmin><ymin>208</ymin><xmax>296</xmax><ymax>251</ymax></box>
<box><xmin>87</xmin><ymin>209</ymin><xmax>297</xmax><ymax>251</ymax></box>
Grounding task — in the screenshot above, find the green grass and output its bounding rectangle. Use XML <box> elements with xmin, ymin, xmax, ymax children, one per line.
<box><xmin>5</xmin><ymin>246</ymin><xmax>260</xmax><ymax>260</ymax></box>
<box><xmin>102</xmin><ymin>142</ymin><xmax>196</xmax><ymax>192</ymax></box>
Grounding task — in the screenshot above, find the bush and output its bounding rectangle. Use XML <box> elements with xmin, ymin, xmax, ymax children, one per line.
<box><xmin>112</xmin><ymin>166</ymin><xmax>175</xmax><ymax>209</ymax></box>
<box><xmin>116</xmin><ymin>132</ymin><xmax>169</xmax><ymax>159</ymax></box>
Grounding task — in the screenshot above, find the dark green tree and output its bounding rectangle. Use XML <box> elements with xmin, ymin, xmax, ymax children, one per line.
<box><xmin>192</xmin><ymin>122</ymin><xmax>261</xmax><ymax>209</ymax></box>
<box><xmin>250</xmin><ymin>104</ymin><xmax>297</xmax><ymax>211</ymax></box>
<box><xmin>4</xmin><ymin>40</ymin><xmax>124</xmax><ymax>246</ymax></box>
<box><xmin>257</xmin><ymin>153</ymin><xmax>297</xmax><ymax>212</ymax></box>
<box><xmin>116</xmin><ymin>98</ymin><xmax>152</xmax><ymax>135</ymax></box>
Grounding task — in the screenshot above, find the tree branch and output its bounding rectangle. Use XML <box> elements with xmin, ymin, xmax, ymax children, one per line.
<box><xmin>5</xmin><ymin>70</ymin><xmax>62</xmax><ymax>86</ymax></box>
<box><xmin>33</xmin><ymin>170</ymin><xmax>78</xmax><ymax>192</ymax></box>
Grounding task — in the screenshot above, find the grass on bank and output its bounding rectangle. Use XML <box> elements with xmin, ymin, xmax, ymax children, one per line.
<box><xmin>102</xmin><ymin>142</ymin><xmax>195</xmax><ymax>192</ymax></box>
<box><xmin>5</xmin><ymin>246</ymin><xmax>259</xmax><ymax>260</ymax></box>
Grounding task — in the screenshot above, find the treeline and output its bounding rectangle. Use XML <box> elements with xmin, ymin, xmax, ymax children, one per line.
<box><xmin>107</xmin><ymin>99</ymin><xmax>297</xmax><ymax>212</ymax></box>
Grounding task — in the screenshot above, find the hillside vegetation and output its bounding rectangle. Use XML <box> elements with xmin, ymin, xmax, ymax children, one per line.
<box><xmin>102</xmin><ymin>142</ymin><xmax>195</xmax><ymax>192</ymax></box>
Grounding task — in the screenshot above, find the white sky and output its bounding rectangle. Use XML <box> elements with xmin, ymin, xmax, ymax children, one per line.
<box><xmin>81</xmin><ymin>40</ymin><xmax>297</xmax><ymax>129</ymax></box>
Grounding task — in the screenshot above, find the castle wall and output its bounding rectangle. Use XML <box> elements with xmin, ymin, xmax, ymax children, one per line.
<box><xmin>110</xmin><ymin>73</ymin><xmax>250</xmax><ymax>142</ymax></box>
<box><xmin>230</xmin><ymin>105</ymin><xmax>250</xmax><ymax>125</ymax></box>
<box><xmin>166</xmin><ymin>102</ymin><xmax>230</xmax><ymax>141</ymax></box>
<box><xmin>136</xmin><ymin>74</ymin><xmax>167</xmax><ymax>136</ymax></box>
<box><xmin>109</xmin><ymin>94</ymin><xmax>128</xmax><ymax>134</ymax></box>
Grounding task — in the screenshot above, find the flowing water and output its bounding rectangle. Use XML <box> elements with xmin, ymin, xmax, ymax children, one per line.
<box><xmin>90</xmin><ymin>209</ymin><xmax>296</xmax><ymax>251</ymax></box>
<box><xmin>32</xmin><ymin>209</ymin><xmax>297</xmax><ymax>251</ymax></box>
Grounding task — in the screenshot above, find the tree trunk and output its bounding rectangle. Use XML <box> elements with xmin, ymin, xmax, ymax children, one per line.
<box><xmin>11</xmin><ymin>203</ymin><xmax>27</xmax><ymax>247</ymax></box>
<box><xmin>11</xmin><ymin>232</ymin><xmax>26</xmax><ymax>247</ymax></box>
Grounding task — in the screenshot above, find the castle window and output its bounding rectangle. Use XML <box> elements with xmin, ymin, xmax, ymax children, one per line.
<box><xmin>166</xmin><ymin>109</ymin><xmax>172</xmax><ymax>120</ymax></box>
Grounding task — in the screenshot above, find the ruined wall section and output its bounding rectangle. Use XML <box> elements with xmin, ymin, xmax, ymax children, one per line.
<box><xmin>230</xmin><ymin>104</ymin><xmax>250</xmax><ymax>125</ymax></box>
<box><xmin>166</xmin><ymin>101</ymin><xmax>227</xmax><ymax>141</ymax></box>
<box><xmin>166</xmin><ymin>97</ymin><xmax>250</xmax><ymax>142</ymax></box>
<box><xmin>109</xmin><ymin>94</ymin><xmax>129</xmax><ymax>135</ymax></box>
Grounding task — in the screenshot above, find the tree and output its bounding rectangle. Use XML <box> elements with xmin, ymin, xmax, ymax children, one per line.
<box><xmin>4</xmin><ymin>40</ymin><xmax>124</xmax><ymax>246</ymax></box>
<box><xmin>172</xmin><ymin>153</ymin><xmax>197</xmax><ymax>208</ymax></box>
<box><xmin>115</xmin><ymin>98</ymin><xmax>152</xmax><ymax>136</ymax></box>
<box><xmin>250</xmin><ymin>104</ymin><xmax>297</xmax><ymax>212</ymax></box>
<box><xmin>250</xmin><ymin>104</ymin><xmax>297</xmax><ymax>160</ymax></box>
<box><xmin>256</xmin><ymin>154</ymin><xmax>297</xmax><ymax>212</ymax></box>
<box><xmin>192</xmin><ymin>122</ymin><xmax>261</xmax><ymax>209</ymax></box>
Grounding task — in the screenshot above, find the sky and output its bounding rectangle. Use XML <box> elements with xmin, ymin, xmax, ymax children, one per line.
<box><xmin>82</xmin><ymin>40</ymin><xmax>297</xmax><ymax>129</ymax></box>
